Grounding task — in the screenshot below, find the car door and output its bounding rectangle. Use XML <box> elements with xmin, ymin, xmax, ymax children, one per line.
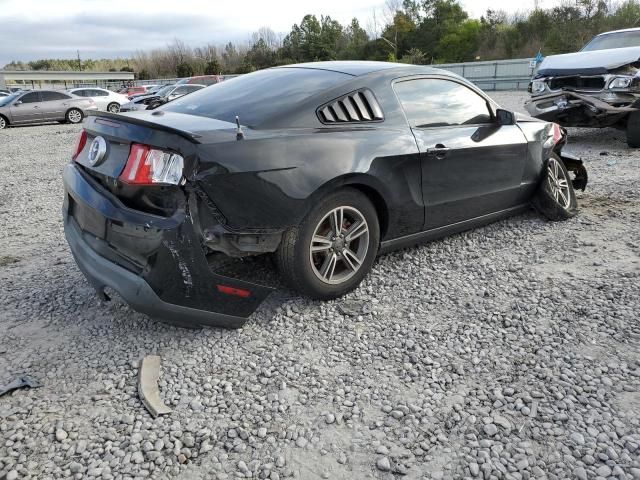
<box><xmin>89</xmin><ymin>89</ymin><xmax>109</xmax><ymax>109</ymax></box>
<box><xmin>9</xmin><ymin>91</ymin><xmax>42</xmax><ymax>123</ymax></box>
<box><xmin>39</xmin><ymin>91</ymin><xmax>74</xmax><ymax>120</ymax></box>
<box><xmin>393</xmin><ymin>77</ymin><xmax>528</xmax><ymax>231</ymax></box>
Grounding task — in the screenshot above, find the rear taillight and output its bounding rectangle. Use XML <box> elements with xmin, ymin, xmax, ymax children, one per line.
<box><xmin>72</xmin><ymin>130</ymin><xmax>87</xmax><ymax>161</ymax></box>
<box><xmin>544</xmin><ymin>123</ymin><xmax>563</xmax><ymax>148</ymax></box>
<box><xmin>119</xmin><ymin>144</ymin><xmax>184</xmax><ymax>185</ymax></box>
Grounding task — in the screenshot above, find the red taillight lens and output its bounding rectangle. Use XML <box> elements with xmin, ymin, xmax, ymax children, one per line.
<box><xmin>119</xmin><ymin>143</ymin><xmax>184</xmax><ymax>185</ymax></box>
<box><xmin>216</xmin><ymin>285</ymin><xmax>251</xmax><ymax>298</ymax></box>
<box><xmin>544</xmin><ymin>123</ymin><xmax>563</xmax><ymax>148</ymax></box>
<box><xmin>72</xmin><ymin>130</ymin><xmax>87</xmax><ymax>161</ymax></box>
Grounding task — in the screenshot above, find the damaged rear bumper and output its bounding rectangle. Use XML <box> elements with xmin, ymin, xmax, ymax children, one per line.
<box><xmin>525</xmin><ymin>91</ymin><xmax>639</xmax><ymax>126</ymax></box>
<box><xmin>62</xmin><ymin>163</ymin><xmax>272</xmax><ymax>329</ymax></box>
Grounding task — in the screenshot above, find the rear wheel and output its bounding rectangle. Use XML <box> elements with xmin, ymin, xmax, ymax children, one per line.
<box><xmin>626</xmin><ymin>110</ymin><xmax>640</xmax><ymax>148</ymax></box>
<box><xmin>107</xmin><ymin>102</ymin><xmax>120</xmax><ymax>113</ymax></box>
<box><xmin>66</xmin><ymin>108</ymin><xmax>83</xmax><ymax>124</ymax></box>
<box><xmin>0</xmin><ymin>115</ymin><xmax>7</xmax><ymax>129</ymax></box>
<box><xmin>532</xmin><ymin>154</ymin><xmax>577</xmax><ymax>221</ymax></box>
<box><xmin>276</xmin><ymin>189</ymin><xmax>379</xmax><ymax>299</ymax></box>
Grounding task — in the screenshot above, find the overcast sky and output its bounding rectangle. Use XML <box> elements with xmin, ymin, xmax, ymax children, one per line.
<box><xmin>0</xmin><ymin>0</ymin><xmax>553</xmax><ymax>66</ymax></box>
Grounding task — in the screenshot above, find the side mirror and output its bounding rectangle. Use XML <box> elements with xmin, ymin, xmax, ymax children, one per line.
<box><xmin>496</xmin><ymin>109</ymin><xmax>515</xmax><ymax>126</ymax></box>
<box><xmin>14</xmin><ymin>100</ymin><xmax>22</xmax><ymax>106</ymax></box>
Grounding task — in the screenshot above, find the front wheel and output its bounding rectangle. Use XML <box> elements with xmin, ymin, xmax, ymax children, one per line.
<box><xmin>0</xmin><ymin>115</ymin><xmax>7</xmax><ymax>129</ymax></box>
<box><xmin>107</xmin><ymin>102</ymin><xmax>120</xmax><ymax>113</ymax></box>
<box><xmin>276</xmin><ymin>189</ymin><xmax>380</xmax><ymax>299</ymax></box>
<box><xmin>626</xmin><ymin>110</ymin><xmax>640</xmax><ymax>148</ymax></box>
<box><xmin>532</xmin><ymin>154</ymin><xmax>578</xmax><ymax>221</ymax></box>
<box><xmin>66</xmin><ymin>108</ymin><xmax>83</xmax><ymax>124</ymax></box>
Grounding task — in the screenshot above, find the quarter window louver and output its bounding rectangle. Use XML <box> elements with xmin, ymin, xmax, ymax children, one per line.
<box><xmin>317</xmin><ymin>89</ymin><xmax>384</xmax><ymax>124</ymax></box>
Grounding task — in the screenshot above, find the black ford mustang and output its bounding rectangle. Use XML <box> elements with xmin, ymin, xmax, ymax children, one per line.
<box><xmin>63</xmin><ymin>61</ymin><xmax>588</xmax><ymax>328</ymax></box>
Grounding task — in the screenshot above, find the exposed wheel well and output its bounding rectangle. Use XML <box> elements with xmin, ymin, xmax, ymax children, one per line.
<box><xmin>345</xmin><ymin>183</ymin><xmax>389</xmax><ymax>239</ymax></box>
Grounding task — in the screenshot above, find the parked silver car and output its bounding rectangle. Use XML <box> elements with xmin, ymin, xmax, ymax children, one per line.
<box><xmin>0</xmin><ymin>90</ymin><xmax>97</xmax><ymax>129</ymax></box>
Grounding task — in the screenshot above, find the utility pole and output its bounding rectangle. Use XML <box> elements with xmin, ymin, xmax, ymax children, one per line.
<box><xmin>77</xmin><ymin>50</ymin><xmax>82</xmax><ymax>71</ymax></box>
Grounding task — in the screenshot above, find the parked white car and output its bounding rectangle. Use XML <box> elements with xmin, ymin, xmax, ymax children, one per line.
<box><xmin>67</xmin><ymin>87</ymin><xmax>130</xmax><ymax>113</ymax></box>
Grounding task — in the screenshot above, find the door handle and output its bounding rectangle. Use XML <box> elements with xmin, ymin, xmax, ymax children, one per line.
<box><xmin>426</xmin><ymin>144</ymin><xmax>450</xmax><ymax>158</ymax></box>
<box><xmin>33</xmin><ymin>106</ymin><xmax>39</xmax><ymax>109</ymax></box>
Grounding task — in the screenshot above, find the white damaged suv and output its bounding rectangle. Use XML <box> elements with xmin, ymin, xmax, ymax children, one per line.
<box><xmin>526</xmin><ymin>28</ymin><xmax>640</xmax><ymax>147</ymax></box>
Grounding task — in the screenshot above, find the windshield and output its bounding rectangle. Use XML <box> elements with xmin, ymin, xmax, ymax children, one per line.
<box><xmin>0</xmin><ymin>92</ymin><xmax>21</xmax><ymax>107</ymax></box>
<box><xmin>155</xmin><ymin>85</ymin><xmax>174</xmax><ymax>96</ymax></box>
<box><xmin>582</xmin><ymin>30</ymin><xmax>640</xmax><ymax>51</ymax></box>
<box><xmin>162</xmin><ymin>67</ymin><xmax>351</xmax><ymax>126</ymax></box>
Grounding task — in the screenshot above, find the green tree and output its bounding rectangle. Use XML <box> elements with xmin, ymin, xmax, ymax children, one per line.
<box><xmin>246</xmin><ymin>38</ymin><xmax>276</xmax><ymax>69</ymax></box>
<box><xmin>204</xmin><ymin>58</ymin><xmax>222</xmax><ymax>75</ymax></box>
<box><xmin>401</xmin><ymin>47</ymin><xmax>427</xmax><ymax>64</ymax></box>
<box><xmin>176</xmin><ymin>62</ymin><xmax>194</xmax><ymax>77</ymax></box>
<box><xmin>435</xmin><ymin>19</ymin><xmax>481</xmax><ymax>62</ymax></box>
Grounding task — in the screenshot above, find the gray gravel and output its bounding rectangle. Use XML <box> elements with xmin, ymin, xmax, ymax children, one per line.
<box><xmin>1</xmin><ymin>91</ymin><xmax>639</xmax><ymax>480</ymax></box>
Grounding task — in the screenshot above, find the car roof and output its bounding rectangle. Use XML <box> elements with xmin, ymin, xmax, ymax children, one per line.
<box><xmin>275</xmin><ymin>60</ymin><xmax>443</xmax><ymax>77</ymax></box>
<box><xmin>596</xmin><ymin>27</ymin><xmax>640</xmax><ymax>35</ymax></box>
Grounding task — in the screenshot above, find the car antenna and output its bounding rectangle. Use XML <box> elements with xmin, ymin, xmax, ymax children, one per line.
<box><xmin>235</xmin><ymin>116</ymin><xmax>244</xmax><ymax>140</ymax></box>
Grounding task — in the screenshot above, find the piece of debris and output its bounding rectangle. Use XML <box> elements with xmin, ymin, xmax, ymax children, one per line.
<box><xmin>607</xmin><ymin>159</ymin><xmax>617</xmax><ymax>166</ymax></box>
<box><xmin>0</xmin><ymin>375</ymin><xmax>42</xmax><ymax>397</ymax></box>
<box><xmin>138</xmin><ymin>355</ymin><xmax>172</xmax><ymax>418</ymax></box>
<box><xmin>599</xmin><ymin>151</ymin><xmax>609</xmax><ymax>156</ymax></box>
<box><xmin>337</xmin><ymin>299</ymin><xmax>370</xmax><ymax>317</ymax></box>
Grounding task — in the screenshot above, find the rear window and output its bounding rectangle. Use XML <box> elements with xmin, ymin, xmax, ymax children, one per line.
<box><xmin>162</xmin><ymin>68</ymin><xmax>351</xmax><ymax>126</ymax></box>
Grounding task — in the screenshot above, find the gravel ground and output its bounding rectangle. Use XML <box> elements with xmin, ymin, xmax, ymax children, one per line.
<box><xmin>0</xmin><ymin>91</ymin><xmax>639</xmax><ymax>480</ymax></box>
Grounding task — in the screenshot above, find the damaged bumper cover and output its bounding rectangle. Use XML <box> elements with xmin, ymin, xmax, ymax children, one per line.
<box><xmin>525</xmin><ymin>90</ymin><xmax>639</xmax><ymax>125</ymax></box>
<box><xmin>62</xmin><ymin>163</ymin><xmax>273</xmax><ymax>328</ymax></box>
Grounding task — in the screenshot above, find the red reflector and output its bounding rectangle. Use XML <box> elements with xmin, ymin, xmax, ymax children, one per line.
<box><xmin>72</xmin><ymin>130</ymin><xmax>87</xmax><ymax>161</ymax></box>
<box><xmin>217</xmin><ymin>285</ymin><xmax>251</xmax><ymax>298</ymax></box>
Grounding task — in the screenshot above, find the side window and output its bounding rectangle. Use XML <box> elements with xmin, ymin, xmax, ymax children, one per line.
<box><xmin>186</xmin><ymin>85</ymin><xmax>203</xmax><ymax>92</ymax></box>
<box><xmin>172</xmin><ymin>86</ymin><xmax>189</xmax><ymax>95</ymax></box>
<box><xmin>73</xmin><ymin>90</ymin><xmax>87</xmax><ymax>97</ymax></box>
<box><xmin>92</xmin><ymin>90</ymin><xmax>108</xmax><ymax>97</ymax></box>
<box><xmin>19</xmin><ymin>92</ymin><xmax>40</xmax><ymax>103</ymax></box>
<box><xmin>41</xmin><ymin>91</ymin><xmax>71</xmax><ymax>101</ymax></box>
<box><xmin>394</xmin><ymin>78</ymin><xmax>493</xmax><ymax>128</ymax></box>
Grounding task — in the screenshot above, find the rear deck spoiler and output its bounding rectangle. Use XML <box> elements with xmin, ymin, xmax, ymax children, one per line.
<box><xmin>87</xmin><ymin>110</ymin><xmax>203</xmax><ymax>144</ymax></box>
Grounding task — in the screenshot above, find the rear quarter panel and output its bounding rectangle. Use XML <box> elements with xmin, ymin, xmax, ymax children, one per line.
<box><xmin>194</xmin><ymin>126</ymin><xmax>423</xmax><ymax>239</ymax></box>
<box><xmin>515</xmin><ymin>120</ymin><xmax>550</xmax><ymax>199</ymax></box>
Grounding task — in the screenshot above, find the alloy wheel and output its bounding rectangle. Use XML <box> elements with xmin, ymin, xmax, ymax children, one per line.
<box><xmin>547</xmin><ymin>157</ymin><xmax>571</xmax><ymax>209</ymax></box>
<box><xmin>0</xmin><ymin>117</ymin><xmax>5</xmax><ymax>129</ymax></box>
<box><xmin>108</xmin><ymin>103</ymin><xmax>120</xmax><ymax>113</ymax></box>
<box><xmin>309</xmin><ymin>206</ymin><xmax>370</xmax><ymax>285</ymax></box>
<box><xmin>68</xmin><ymin>110</ymin><xmax>82</xmax><ymax>123</ymax></box>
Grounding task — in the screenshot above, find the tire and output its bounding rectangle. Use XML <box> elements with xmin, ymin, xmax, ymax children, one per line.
<box><xmin>0</xmin><ymin>115</ymin><xmax>7</xmax><ymax>129</ymax></box>
<box><xmin>276</xmin><ymin>188</ymin><xmax>380</xmax><ymax>299</ymax></box>
<box><xmin>107</xmin><ymin>102</ymin><xmax>120</xmax><ymax>113</ymax></box>
<box><xmin>626</xmin><ymin>110</ymin><xmax>640</xmax><ymax>148</ymax></box>
<box><xmin>66</xmin><ymin>108</ymin><xmax>83</xmax><ymax>124</ymax></box>
<box><xmin>532</xmin><ymin>154</ymin><xmax>578</xmax><ymax>221</ymax></box>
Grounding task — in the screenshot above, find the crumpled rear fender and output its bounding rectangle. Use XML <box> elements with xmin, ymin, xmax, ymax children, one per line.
<box><xmin>557</xmin><ymin>150</ymin><xmax>588</xmax><ymax>191</ymax></box>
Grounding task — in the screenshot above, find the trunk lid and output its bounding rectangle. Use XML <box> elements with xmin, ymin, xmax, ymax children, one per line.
<box><xmin>75</xmin><ymin>111</ymin><xmax>238</xmax><ymax>180</ymax></box>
